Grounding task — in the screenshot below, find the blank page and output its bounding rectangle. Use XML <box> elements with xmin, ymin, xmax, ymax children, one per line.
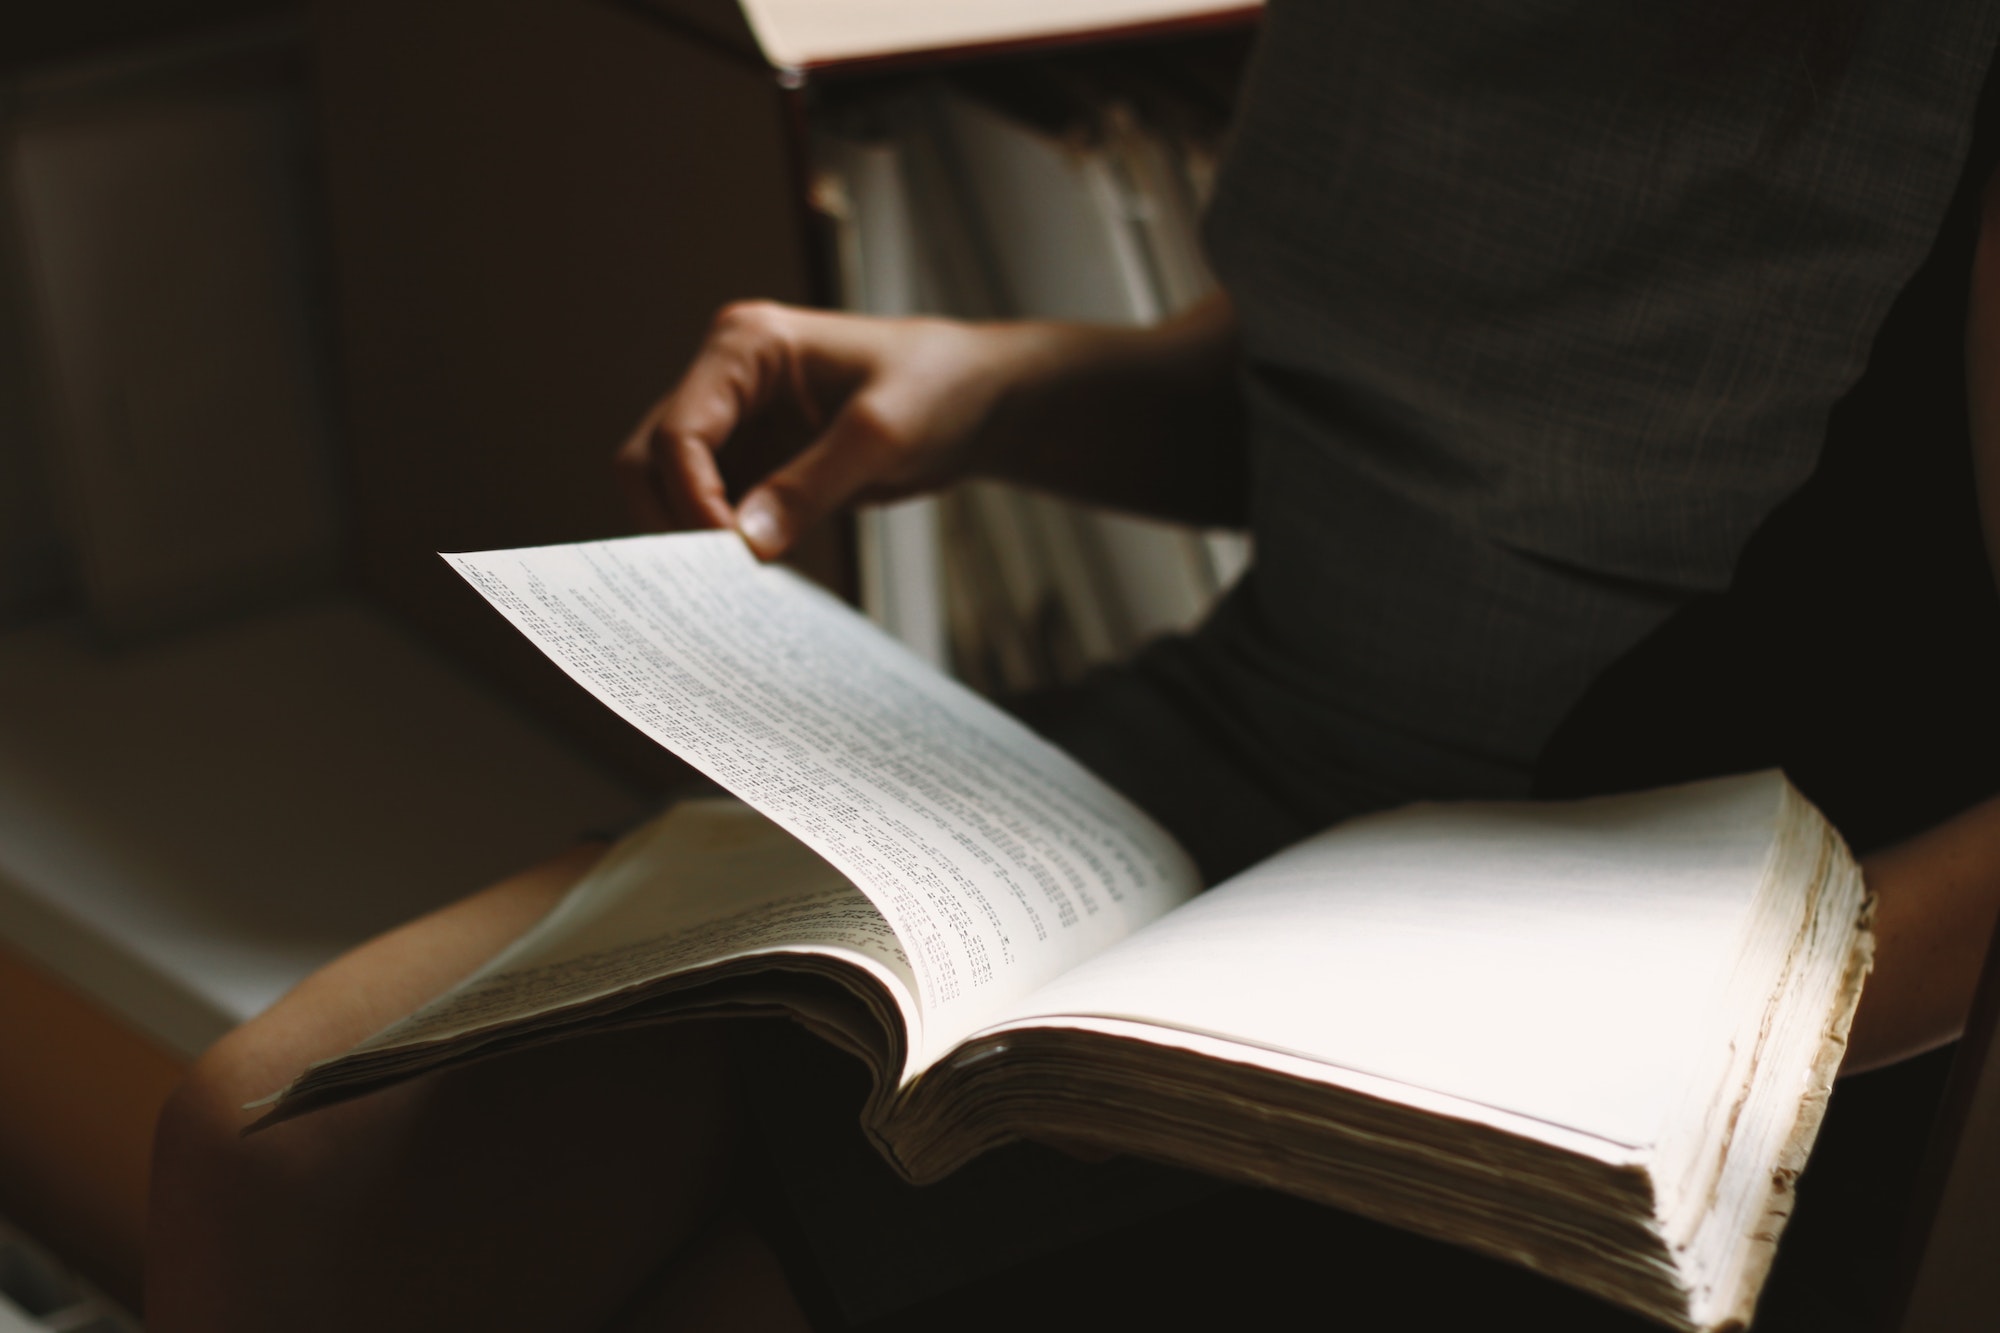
<box><xmin>1008</xmin><ymin>773</ymin><xmax>1788</xmax><ymax>1149</ymax></box>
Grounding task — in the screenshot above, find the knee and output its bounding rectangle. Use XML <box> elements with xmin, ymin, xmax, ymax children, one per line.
<box><xmin>152</xmin><ymin>1020</ymin><xmax>298</xmax><ymax>1193</ymax></box>
<box><xmin>145</xmin><ymin>1023</ymin><xmax>326</xmax><ymax>1329</ymax></box>
<box><xmin>150</xmin><ymin>1066</ymin><xmax>227</xmax><ymax>1198</ymax></box>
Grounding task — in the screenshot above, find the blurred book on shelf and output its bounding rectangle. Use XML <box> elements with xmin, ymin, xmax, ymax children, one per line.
<box><xmin>628</xmin><ymin>0</ymin><xmax>1258</xmax><ymax>74</ymax></box>
<box><xmin>811</xmin><ymin>48</ymin><xmax>1254</xmax><ymax>695</ymax></box>
<box><xmin>813</xmin><ymin>124</ymin><xmax>955</xmax><ymax>673</ymax></box>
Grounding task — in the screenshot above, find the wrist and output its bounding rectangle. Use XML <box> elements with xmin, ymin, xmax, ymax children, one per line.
<box><xmin>960</xmin><ymin>320</ymin><xmax>1111</xmax><ymax>477</ymax></box>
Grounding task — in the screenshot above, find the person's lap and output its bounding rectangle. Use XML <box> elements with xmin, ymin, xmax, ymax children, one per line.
<box><xmin>141</xmin><ymin>641</ymin><xmax>1315</xmax><ymax>1330</ymax></box>
<box><xmin>143</xmin><ymin>844</ymin><xmax>785</xmax><ymax>1333</ymax></box>
<box><xmin>143</xmin><ymin>825</ymin><xmax>1954</xmax><ymax>1333</ymax></box>
<box><xmin>145</xmin><ymin>635</ymin><xmax>1954</xmax><ymax>1332</ymax></box>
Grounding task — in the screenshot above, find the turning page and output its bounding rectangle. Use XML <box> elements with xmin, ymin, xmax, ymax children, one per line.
<box><xmin>445</xmin><ymin>532</ymin><xmax>1198</xmax><ymax>1062</ymax></box>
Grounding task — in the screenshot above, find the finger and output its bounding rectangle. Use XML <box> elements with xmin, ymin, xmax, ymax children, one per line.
<box><xmin>612</xmin><ymin>427</ymin><xmax>679</xmax><ymax>531</ymax></box>
<box><xmin>616</xmin><ymin>304</ymin><xmax>806</xmax><ymax>531</ymax></box>
<box><xmin>734</xmin><ymin>394</ymin><xmax>908</xmax><ymax>559</ymax></box>
<box><xmin>616</xmin><ymin>384</ymin><xmax>736</xmax><ymax>532</ymax></box>
<box><xmin>618</xmin><ymin>408</ymin><xmax>735</xmax><ymax>531</ymax></box>
<box><xmin>644</xmin><ymin>356</ymin><xmax>760</xmax><ymax>529</ymax></box>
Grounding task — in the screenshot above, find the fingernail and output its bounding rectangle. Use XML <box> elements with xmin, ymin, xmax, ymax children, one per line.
<box><xmin>736</xmin><ymin>496</ymin><xmax>781</xmax><ymax>555</ymax></box>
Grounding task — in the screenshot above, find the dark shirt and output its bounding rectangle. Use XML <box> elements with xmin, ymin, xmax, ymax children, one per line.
<box><xmin>1085</xmin><ymin>0</ymin><xmax>2000</xmax><ymax>877</ymax></box>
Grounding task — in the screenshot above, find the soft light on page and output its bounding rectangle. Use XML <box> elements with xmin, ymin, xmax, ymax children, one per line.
<box><xmin>1012</xmin><ymin>774</ymin><xmax>1787</xmax><ymax>1148</ymax></box>
<box><xmin>445</xmin><ymin>532</ymin><xmax>1199</xmax><ymax>1059</ymax></box>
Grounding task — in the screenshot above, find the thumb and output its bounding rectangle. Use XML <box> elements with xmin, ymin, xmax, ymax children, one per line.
<box><xmin>734</xmin><ymin>396</ymin><xmax>905</xmax><ymax>559</ymax></box>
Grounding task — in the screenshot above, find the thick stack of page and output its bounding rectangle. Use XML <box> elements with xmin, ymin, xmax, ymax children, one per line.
<box><xmin>884</xmin><ymin>777</ymin><xmax>1869</xmax><ymax>1330</ymax></box>
<box><xmin>271</xmin><ymin>534</ymin><xmax>1871</xmax><ymax>1332</ymax></box>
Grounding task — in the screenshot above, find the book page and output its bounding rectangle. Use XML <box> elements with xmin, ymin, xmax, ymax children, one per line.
<box><xmin>996</xmin><ymin>773</ymin><xmax>1789</xmax><ymax>1150</ymax></box>
<box><xmin>343</xmin><ymin>798</ymin><xmax>920</xmax><ymax>1059</ymax></box>
<box><xmin>445</xmin><ymin>533</ymin><xmax>1198</xmax><ymax>1065</ymax></box>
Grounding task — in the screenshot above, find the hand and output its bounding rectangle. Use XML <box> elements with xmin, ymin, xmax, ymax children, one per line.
<box><xmin>616</xmin><ymin>301</ymin><xmax>1028</xmax><ymax>559</ymax></box>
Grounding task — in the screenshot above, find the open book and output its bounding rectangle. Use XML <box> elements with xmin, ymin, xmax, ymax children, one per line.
<box><xmin>270</xmin><ymin>533</ymin><xmax>1871</xmax><ymax>1332</ymax></box>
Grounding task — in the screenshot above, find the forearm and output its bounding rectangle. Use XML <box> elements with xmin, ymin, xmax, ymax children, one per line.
<box><xmin>973</xmin><ymin>293</ymin><xmax>1248</xmax><ymax>526</ymax></box>
<box><xmin>1845</xmin><ymin>797</ymin><xmax>2000</xmax><ymax>1073</ymax></box>
<box><xmin>1842</xmin><ymin>168</ymin><xmax>2000</xmax><ymax>1075</ymax></box>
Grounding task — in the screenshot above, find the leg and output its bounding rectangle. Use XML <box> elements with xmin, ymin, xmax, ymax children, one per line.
<box><xmin>145</xmin><ymin>843</ymin><xmax>811</xmax><ymax>1333</ymax></box>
